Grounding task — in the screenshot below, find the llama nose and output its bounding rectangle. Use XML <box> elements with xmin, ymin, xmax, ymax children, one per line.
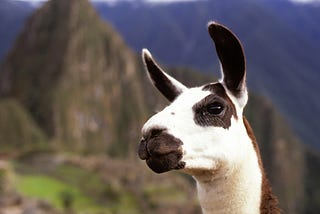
<box><xmin>138</xmin><ymin>128</ymin><xmax>166</xmax><ymax>160</ymax></box>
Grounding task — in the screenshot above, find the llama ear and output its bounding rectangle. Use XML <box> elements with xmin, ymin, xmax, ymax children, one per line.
<box><xmin>208</xmin><ymin>22</ymin><xmax>246</xmax><ymax>96</ymax></box>
<box><xmin>142</xmin><ymin>49</ymin><xmax>187</xmax><ymax>102</ymax></box>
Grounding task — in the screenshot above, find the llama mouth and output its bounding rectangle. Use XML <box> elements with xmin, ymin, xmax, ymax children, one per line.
<box><xmin>138</xmin><ymin>140</ymin><xmax>185</xmax><ymax>173</ymax></box>
<box><xmin>146</xmin><ymin>157</ymin><xmax>185</xmax><ymax>173</ymax></box>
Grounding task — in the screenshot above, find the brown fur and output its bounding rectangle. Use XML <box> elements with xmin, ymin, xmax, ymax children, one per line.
<box><xmin>243</xmin><ymin>117</ymin><xmax>281</xmax><ymax>214</ymax></box>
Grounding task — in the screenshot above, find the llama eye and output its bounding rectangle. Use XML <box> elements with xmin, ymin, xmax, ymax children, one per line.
<box><xmin>206</xmin><ymin>102</ymin><xmax>224</xmax><ymax>115</ymax></box>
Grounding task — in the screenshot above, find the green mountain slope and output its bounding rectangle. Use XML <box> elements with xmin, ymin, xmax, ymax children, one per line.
<box><xmin>0</xmin><ymin>99</ymin><xmax>47</xmax><ymax>154</ymax></box>
<box><xmin>0</xmin><ymin>0</ymin><xmax>319</xmax><ymax>213</ymax></box>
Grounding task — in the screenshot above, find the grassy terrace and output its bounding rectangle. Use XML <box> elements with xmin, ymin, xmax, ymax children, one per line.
<box><xmin>13</xmin><ymin>160</ymin><xmax>141</xmax><ymax>214</ymax></box>
<box><xmin>15</xmin><ymin>174</ymin><xmax>105</xmax><ymax>213</ymax></box>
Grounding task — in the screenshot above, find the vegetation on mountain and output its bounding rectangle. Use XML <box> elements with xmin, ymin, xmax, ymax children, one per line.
<box><xmin>0</xmin><ymin>99</ymin><xmax>47</xmax><ymax>154</ymax></box>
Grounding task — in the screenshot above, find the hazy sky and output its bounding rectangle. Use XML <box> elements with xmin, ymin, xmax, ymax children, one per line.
<box><xmin>15</xmin><ymin>0</ymin><xmax>201</xmax><ymax>3</ymax></box>
<box><xmin>12</xmin><ymin>0</ymin><xmax>320</xmax><ymax>3</ymax></box>
<box><xmin>290</xmin><ymin>0</ymin><xmax>320</xmax><ymax>2</ymax></box>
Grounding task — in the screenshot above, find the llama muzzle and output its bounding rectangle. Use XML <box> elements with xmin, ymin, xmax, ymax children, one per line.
<box><xmin>137</xmin><ymin>129</ymin><xmax>185</xmax><ymax>173</ymax></box>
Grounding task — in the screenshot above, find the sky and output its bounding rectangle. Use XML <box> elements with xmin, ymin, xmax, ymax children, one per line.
<box><xmin>290</xmin><ymin>0</ymin><xmax>320</xmax><ymax>2</ymax></box>
<box><xmin>15</xmin><ymin>0</ymin><xmax>201</xmax><ymax>3</ymax></box>
<box><xmin>12</xmin><ymin>0</ymin><xmax>320</xmax><ymax>3</ymax></box>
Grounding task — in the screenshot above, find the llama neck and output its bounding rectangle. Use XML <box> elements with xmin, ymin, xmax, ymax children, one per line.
<box><xmin>194</xmin><ymin>143</ymin><xmax>262</xmax><ymax>214</ymax></box>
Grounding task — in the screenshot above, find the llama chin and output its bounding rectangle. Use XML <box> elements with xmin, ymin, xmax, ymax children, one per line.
<box><xmin>138</xmin><ymin>22</ymin><xmax>280</xmax><ymax>214</ymax></box>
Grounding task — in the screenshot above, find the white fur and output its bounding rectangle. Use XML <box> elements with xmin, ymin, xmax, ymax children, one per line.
<box><xmin>195</xmin><ymin>115</ymin><xmax>262</xmax><ymax>214</ymax></box>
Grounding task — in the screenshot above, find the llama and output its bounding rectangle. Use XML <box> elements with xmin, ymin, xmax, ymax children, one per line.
<box><xmin>137</xmin><ymin>22</ymin><xmax>280</xmax><ymax>214</ymax></box>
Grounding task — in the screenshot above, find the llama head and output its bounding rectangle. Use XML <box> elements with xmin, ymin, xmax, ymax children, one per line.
<box><xmin>138</xmin><ymin>22</ymin><xmax>250</xmax><ymax>179</ymax></box>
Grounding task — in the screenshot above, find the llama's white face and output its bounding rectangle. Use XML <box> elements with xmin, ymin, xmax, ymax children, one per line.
<box><xmin>138</xmin><ymin>22</ymin><xmax>249</xmax><ymax>177</ymax></box>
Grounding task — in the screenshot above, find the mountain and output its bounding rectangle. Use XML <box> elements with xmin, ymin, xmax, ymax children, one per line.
<box><xmin>0</xmin><ymin>0</ymin><xmax>146</xmax><ymax>156</ymax></box>
<box><xmin>0</xmin><ymin>0</ymin><xmax>319</xmax><ymax>213</ymax></box>
<box><xmin>0</xmin><ymin>0</ymin><xmax>33</xmax><ymax>62</ymax></box>
<box><xmin>92</xmin><ymin>0</ymin><xmax>320</xmax><ymax>149</ymax></box>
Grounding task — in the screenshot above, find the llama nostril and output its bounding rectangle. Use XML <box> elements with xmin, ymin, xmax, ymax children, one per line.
<box><xmin>138</xmin><ymin>138</ymin><xmax>149</xmax><ymax>160</ymax></box>
<box><xmin>149</xmin><ymin>128</ymin><xmax>166</xmax><ymax>139</ymax></box>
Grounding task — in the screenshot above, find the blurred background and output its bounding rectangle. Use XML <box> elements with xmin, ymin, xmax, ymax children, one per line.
<box><xmin>0</xmin><ymin>0</ymin><xmax>319</xmax><ymax>213</ymax></box>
